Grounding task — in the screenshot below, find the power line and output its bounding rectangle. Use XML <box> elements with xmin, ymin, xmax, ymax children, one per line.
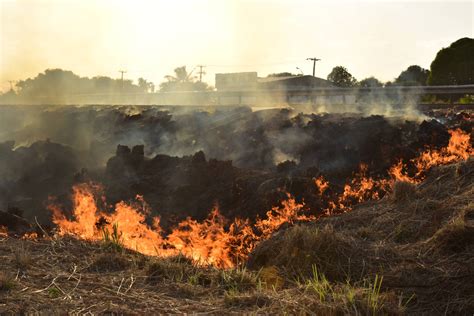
<box><xmin>306</xmin><ymin>57</ymin><xmax>321</xmax><ymax>77</ymax></box>
<box><xmin>197</xmin><ymin>65</ymin><xmax>206</xmax><ymax>82</ymax></box>
<box><xmin>118</xmin><ymin>70</ymin><xmax>127</xmax><ymax>90</ymax></box>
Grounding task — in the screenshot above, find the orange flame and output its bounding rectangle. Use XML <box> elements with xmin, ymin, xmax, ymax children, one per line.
<box><xmin>166</xmin><ymin>207</ymin><xmax>234</xmax><ymax>268</ymax></box>
<box><xmin>314</xmin><ymin>176</ymin><xmax>329</xmax><ymax>196</ymax></box>
<box><xmin>49</xmin><ymin>186</ymin><xmax>310</xmax><ymax>268</ymax></box>
<box><xmin>390</xmin><ymin>129</ymin><xmax>473</xmax><ymax>182</ymax></box>
<box><xmin>47</xmin><ymin>129</ymin><xmax>473</xmax><ymax>268</ymax></box>
<box><xmin>0</xmin><ymin>226</ymin><xmax>7</xmax><ymax>238</ymax></box>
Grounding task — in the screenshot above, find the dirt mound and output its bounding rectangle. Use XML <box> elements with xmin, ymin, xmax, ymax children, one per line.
<box><xmin>248</xmin><ymin>159</ymin><xmax>474</xmax><ymax>314</ymax></box>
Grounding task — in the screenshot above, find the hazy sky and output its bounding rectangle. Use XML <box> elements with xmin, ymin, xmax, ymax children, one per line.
<box><xmin>1</xmin><ymin>0</ymin><xmax>473</xmax><ymax>91</ymax></box>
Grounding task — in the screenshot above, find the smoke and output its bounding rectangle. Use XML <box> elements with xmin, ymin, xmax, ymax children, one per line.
<box><xmin>0</xmin><ymin>99</ymin><xmax>427</xmax><ymax>172</ymax></box>
<box><xmin>0</xmin><ymin>102</ymin><xmax>466</xmax><ymax>230</ymax></box>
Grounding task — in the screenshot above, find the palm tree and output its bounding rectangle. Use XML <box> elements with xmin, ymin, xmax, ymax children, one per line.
<box><xmin>164</xmin><ymin>66</ymin><xmax>195</xmax><ymax>83</ymax></box>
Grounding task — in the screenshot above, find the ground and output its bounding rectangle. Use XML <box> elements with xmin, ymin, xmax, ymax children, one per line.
<box><xmin>0</xmin><ymin>155</ymin><xmax>473</xmax><ymax>315</ymax></box>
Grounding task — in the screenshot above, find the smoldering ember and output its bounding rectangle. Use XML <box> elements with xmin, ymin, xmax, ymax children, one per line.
<box><xmin>1</xmin><ymin>2</ymin><xmax>474</xmax><ymax>315</ymax></box>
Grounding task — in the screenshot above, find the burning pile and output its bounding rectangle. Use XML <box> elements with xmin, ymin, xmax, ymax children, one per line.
<box><xmin>46</xmin><ymin>128</ymin><xmax>473</xmax><ymax>268</ymax></box>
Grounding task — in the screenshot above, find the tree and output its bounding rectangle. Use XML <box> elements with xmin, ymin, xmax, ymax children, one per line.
<box><xmin>428</xmin><ymin>37</ymin><xmax>474</xmax><ymax>85</ymax></box>
<box><xmin>327</xmin><ymin>66</ymin><xmax>357</xmax><ymax>87</ymax></box>
<box><xmin>138</xmin><ymin>78</ymin><xmax>155</xmax><ymax>93</ymax></box>
<box><xmin>359</xmin><ymin>77</ymin><xmax>383</xmax><ymax>88</ymax></box>
<box><xmin>395</xmin><ymin>65</ymin><xmax>430</xmax><ymax>86</ymax></box>
<box><xmin>13</xmin><ymin>69</ymin><xmax>147</xmax><ymax>100</ymax></box>
<box><xmin>159</xmin><ymin>66</ymin><xmax>211</xmax><ymax>92</ymax></box>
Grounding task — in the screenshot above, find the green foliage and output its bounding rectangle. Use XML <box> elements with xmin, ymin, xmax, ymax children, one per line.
<box><xmin>296</xmin><ymin>266</ymin><xmax>390</xmax><ymax>314</ymax></box>
<box><xmin>395</xmin><ymin>65</ymin><xmax>430</xmax><ymax>86</ymax></box>
<box><xmin>102</xmin><ymin>223</ymin><xmax>123</xmax><ymax>251</ymax></box>
<box><xmin>48</xmin><ymin>286</ymin><xmax>61</xmax><ymax>298</ymax></box>
<box><xmin>218</xmin><ymin>267</ymin><xmax>259</xmax><ymax>292</ymax></box>
<box><xmin>428</xmin><ymin>37</ymin><xmax>474</xmax><ymax>85</ymax></box>
<box><xmin>327</xmin><ymin>66</ymin><xmax>358</xmax><ymax>87</ymax></box>
<box><xmin>366</xmin><ymin>275</ymin><xmax>384</xmax><ymax>314</ymax></box>
<box><xmin>304</xmin><ymin>265</ymin><xmax>332</xmax><ymax>301</ymax></box>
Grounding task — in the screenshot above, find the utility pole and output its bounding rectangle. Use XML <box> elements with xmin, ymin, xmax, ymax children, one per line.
<box><xmin>118</xmin><ymin>70</ymin><xmax>127</xmax><ymax>91</ymax></box>
<box><xmin>197</xmin><ymin>65</ymin><xmax>206</xmax><ymax>82</ymax></box>
<box><xmin>306</xmin><ymin>58</ymin><xmax>321</xmax><ymax>77</ymax></box>
<box><xmin>8</xmin><ymin>80</ymin><xmax>15</xmax><ymax>91</ymax></box>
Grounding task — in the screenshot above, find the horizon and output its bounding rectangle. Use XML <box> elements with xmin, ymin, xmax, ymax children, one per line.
<box><xmin>1</xmin><ymin>0</ymin><xmax>473</xmax><ymax>92</ymax></box>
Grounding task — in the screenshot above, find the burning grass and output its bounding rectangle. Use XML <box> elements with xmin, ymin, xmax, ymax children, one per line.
<box><xmin>0</xmin><ymin>125</ymin><xmax>472</xmax><ymax>313</ymax></box>
<box><xmin>249</xmin><ymin>159</ymin><xmax>474</xmax><ymax>314</ymax></box>
<box><xmin>41</xmin><ymin>128</ymin><xmax>473</xmax><ymax>270</ymax></box>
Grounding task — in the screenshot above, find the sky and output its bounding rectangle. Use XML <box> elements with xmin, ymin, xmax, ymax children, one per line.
<box><xmin>0</xmin><ymin>0</ymin><xmax>473</xmax><ymax>92</ymax></box>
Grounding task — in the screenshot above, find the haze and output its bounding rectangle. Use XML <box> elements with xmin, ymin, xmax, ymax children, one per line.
<box><xmin>1</xmin><ymin>0</ymin><xmax>472</xmax><ymax>92</ymax></box>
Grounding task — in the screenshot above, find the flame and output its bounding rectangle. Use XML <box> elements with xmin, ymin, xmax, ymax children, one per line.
<box><xmin>49</xmin><ymin>186</ymin><xmax>310</xmax><ymax>268</ymax></box>
<box><xmin>47</xmin><ymin>129</ymin><xmax>472</xmax><ymax>268</ymax></box>
<box><xmin>390</xmin><ymin>129</ymin><xmax>473</xmax><ymax>182</ymax></box>
<box><xmin>255</xmin><ymin>194</ymin><xmax>313</xmax><ymax>239</ymax></box>
<box><xmin>166</xmin><ymin>207</ymin><xmax>234</xmax><ymax>268</ymax></box>
<box><xmin>0</xmin><ymin>226</ymin><xmax>7</xmax><ymax>238</ymax></box>
<box><xmin>389</xmin><ymin>160</ymin><xmax>419</xmax><ymax>184</ymax></box>
<box><xmin>51</xmin><ymin>184</ymin><xmax>166</xmax><ymax>257</ymax></box>
<box><xmin>314</xmin><ymin>176</ymin><xmax>329</xmax><ymax>196</ymax></box>
<box><xmin>414</xmin><ymin>129</ymin><xmax>473</xmax><ymax>175</ymax></box>
<box><xmin>21</xmin><ymin>232</ymin><xmax>38</xmax><ymax>240</ymax></box>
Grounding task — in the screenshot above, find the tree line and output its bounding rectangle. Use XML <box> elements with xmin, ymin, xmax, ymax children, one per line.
<box><xmin>305</xmin><ymin>37</ymin><xmax>473</xmax><ymax>88</ymax></box>
<box><xmin>1</xmin><ymin>37</ymin><xmax>472</xmax><ymax>102</ymax></box>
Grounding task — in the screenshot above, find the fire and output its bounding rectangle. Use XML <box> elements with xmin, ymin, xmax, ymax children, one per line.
<box><xmin>255</xmin><ymin>195</ymin><xmax>313</xmax><ymax>239</ymax></box>
<box><xmin>314</xmin><ymin>176</ymin><xmax>329</xmax><ymax>196</ymax></box>
<box><xmin>337</xmin><ymin>164</ymin><xmax>390</xmax><ymax>210</ymax></box>
<box><xmin>49</xmin><ymin>186</ymin><xmax>310</xmax><ymax>268</ymax></box>
<box><xmin>21</xmin><ymin>232</ymin><xmax>38</xmax><ymax>240</ymax></box>
<box><xmin>167</xmin><ymin>207</ymin><xmax>234</xmax><ymax>268</ymax></box>
<box><xmin>415</xmin><ymin>129</ymin><xmax>473</xmax><ymax>175</ymax></box>
<box><xmin>47</xmin><ymin>129</ymin><xmax>472</xmax><ymax>268</ymax></box>
<box><xmin>389</xmin><ymin>160</ymin><xmax>419</xmax><ymax>184</ymax></box>
<box><xmin>0</xmin><ymin>226</ymin><xmax>7</xmax><ymax>238</ymax></box>
<box><xmin>390</xmin><ymin>129</ymin><xmax>473</xmax><ymax>182</ymax></box>
<box><xmin>51</xmin><ymin>184</ymin><xmax>166</xmax><ymax>256</ymax></box>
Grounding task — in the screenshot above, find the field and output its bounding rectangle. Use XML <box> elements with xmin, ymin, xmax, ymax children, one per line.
<box><xmin>0</xmin><ymin>105</ymin><xmax>473</xmax><ymax>314</ymax></box>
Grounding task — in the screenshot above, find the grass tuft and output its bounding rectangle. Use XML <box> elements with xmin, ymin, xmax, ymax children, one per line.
<box><xmin>13</xmin><ymin>243</ymin><xmax>31</xmax><ymax>270</ymax></box>
<box><xmin>0</xmin><ymin>272</ymin><xmax>15</xmax><ymax>292</ymax></box>
<box><xmin>392</xmin><ymin>181</ymin><xmax>417</xmax><ymax>203</ymax></box>
<box><xmin>88</xmin><ymin>253</ymin><xmax>131</xmax><ymax>272</ymax></box>
<box><xmin>101</xmin><ymin>223</ymin><xmax>124</xmax><ymax>252</ymax></box>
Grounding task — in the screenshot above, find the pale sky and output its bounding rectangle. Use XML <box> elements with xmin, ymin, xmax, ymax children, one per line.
<box><xmin>0</xmin><ymin>0</ymin><xmax>473</xmax><ymax>92</ymax></box>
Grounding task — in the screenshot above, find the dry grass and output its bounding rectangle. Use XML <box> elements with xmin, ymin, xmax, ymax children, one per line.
<box><xmin>248</xmin><ymin>159</ymin><xmax>474</xmax><ymax>314</ymax></box>
<box><xmin>12</xmin><ymin>242</ymin><xmax>31</xmax><ymax>270</ymax></box>
<box><xmin>0</xmin><ymin>272</ymin><xmax>15</xmax><ymax>292</ymax></box>
<box><xmin>391</xmin><ymin>181</ymin><xmax>417</xmax><ymax>203</ymax></box>
<box><xmin>87</xmin><ymin>253</ymin><xmax>132</xmax><ymax>272</ymax></box>
<box><xmin>0</xmin><ymin>160</ymin><xmax>472</xmax><ymax>314</ymax></box>
<box><xmin>249</xmin><ymin>224</ymin><xmax>365</xmax><ymax>282</ymax></box>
